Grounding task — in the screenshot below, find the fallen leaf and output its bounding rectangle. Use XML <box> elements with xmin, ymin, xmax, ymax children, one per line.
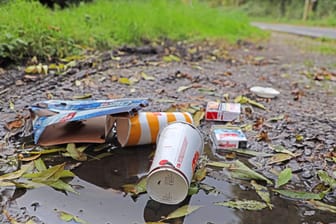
<box><xmin>306</xmin><ymin>200</ymin><xmax>336</xmax><ymax>213</ymax></box>
<box><xmin>206</xmin><ymin>161</ymin><xmax>231</xmax><ymax>168</ymax></box>
<box><xmin>122</xmin><ymin>177</ymin><xmax>147</xmax><ymax>196</ymax></box>
<box><xmin>214</xmin><ymin>200</ymin><xmax>268</xmax><ymax>210</ymax></box>
<box><xmin>0</xmin><ymin>162</ymin><xmax>34</xmax><ymax>181</ymax></box>
<box><xmin>193</xmin><ymin>110</ymin><xmax>205</xmax><ymax>127</ymax></box>
<box><xmin>275</xmin><ymin>168</ymin><xmax>292</xmax><ymax>188</ymax></box>
<box><xmin>163</xmin><ymin>55</ymin><xmax>180</xmax><ymax>62</ymax></box>
<box><xmin>193</xmin><ymin>166</ymin><xmax>207</xmax><ymax>182</ymax></box>
<box><xmin>163</xmin><ymin>205</ymin><xmax>201</xmax><ymax>220</ymax></box>
<box><xmin>227</xmin><ymin>160</ymin><xmax>273</xmax><ymax>185</ymax></box>
<box><xmin>267</xmin><ymin>114</ymin><xmax>285</xmax><ymax>122</ymax></box>
<box><xmin>269</xmin><ymin>145</ymin><xmax>296</xmax><ymax>157</ymax></box>
<box><xmin>62</xmin><ymin>143</ymin><xmax>87</xmax><ymax>161</ymax></box>
<box><xmin>58</xmin><ymin>210</ymin><xmax>88</xmax><ymax>224</ymax></box>
<box><xmin>34</xmin><ymin>158</ymin><xmax>47</xmax><ymax>171</ymax></box>
<box><xmin>141</xmin><ymin>71</ymin><xmax>156</xmax><ymax>81</ymax></box>
<box><xmin>251</xmin><ymin>180</ymin><xmax>273</xmax><ymax>209</ymax></box>
<box><xmin>234</xmin><ymin>96</ymin><xmax>265</xmax><ymax>110</ymax></box>
<box><xmin>177</xmin><ymin>85</ymin><xmax>193</xmax><ymax>92</ymax></box>
<box><xmin>256</xmin><ymin>130</ymin><xmax>270</xmax><ymax>142</ymax></box>
<box><xmin>317</xmin><ymin>170</ymin><xmax>336</xmax><ymax>188</ymax></box>
<box><xmin>274</xmin><ymin>189</ymin><xmax>325</xmax><ymax>200</ymax></box>
<box><xmin>72</xmin><ymin>93</ymin><xmax>92</xmax><ymax>99</ymax></box>
<box><xmin>18</xmin><ymin>153</ymin><xmax>41</xmax><ymax>162</ymax></box>
<box><xmin>118</xmin><ymin>77</ymin><xmax>132</xmax><ymax>85</ymax></box>
<box><xmin>267</xmin><ymin>153</ymin><xmax>293</xmax><ymax>165</ymax></box>
<box><xmin>5</xmin><ymin>118</ymin><xmax>24</xmax><ymax>130</ymax></box>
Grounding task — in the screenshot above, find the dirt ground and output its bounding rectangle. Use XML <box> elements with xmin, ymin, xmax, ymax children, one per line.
<box><xmin>0</xmin><ymin>32</ymin><xmax>336</xmax><ymax>223</ymax></box>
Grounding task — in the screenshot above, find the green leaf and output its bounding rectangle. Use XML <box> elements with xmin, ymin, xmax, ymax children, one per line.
<box><xmin>267</xmin><ymin>153</ymin><xmax>293</xmax><ymax>165</ymax></box>
<box><xmin>58</xmin><ymin>211</ymin><xmax>88</xmax><ymax>224</ymax></box>
<box><xmin>223</xmin><ymin>148</ymin><xmax>273</xmax><ymax>157</ymax></box>
<box><xmin>228</xmin><ymin>160</ymin><xmax>273</xmax><ymax>185</ymax></box>
<box><xmin>193</xmin><ymin>110</ymin><xmax>205</xmax><ymax>127</ymax></box>
<box><xmin>63</xmin><ymin>143</ymin><xmax>87</xmax><ymax>161</ymax></box>
<box><xmin>234</xmin><ymin>95</ymin><xmax>265</xmax><ymax>110</ymax></box>
<box><xmin>267</xmin><ymin>114</ymin><xmax>285</xmax><ymax>122</ymax></box>
<box><xmin>141</xmin><ymin>72</ymin><xmax>155</xmax><ymax>81</ymax></box>
<box><xmin>251</xmin><ymin>180</ymin><xmax>273</xmax><ymax>209</ymax></box>
<box><xmin>193</xmin><ymin>166</ymin><xmax>207</xmax><ymax>182</ymax></box>
<box><xmin>214</xmin><ymin>200</ymin><xmax>268</xmax><ymax>211</ymax></box>
<box><xmin>274</xmin><ymin>189</ymin><xmax>325</xmax><ymax>200</ymax></box>
<box><xmin>49</xmin><ymin>180</ymin><xmax>77</xmax><ymax>194</ymax></box>
<box><xmin>306</xmin><ymin>200</ymin><xmax>336</xmax><ymax>213</ymax></box>
<box><xmin>188</xmin><ymin>184</ymin><xmax>199</xmax><ymax>196</ymax></box>
<box><xmin>177</xmin><ymin>85</ymin><xmax>193</xmax><ymax>92</ymax></box>
<box><xmin>29</xmin><ymin>147</ymin><xmax>66</xmax><ymax>155</ymax></box>
<box><xmin>317</xmin><ymin>170</ymin><xmax>336</xmax><ymax>188</ymax></box>
<box><xmin>269</xmin><ymin>145</ymin><xmax>296</xmax><ymax>157</ymax></box>
<box><xmin>0</xmin><ymin>162</ymin><xmax>34</xmax><ymax>181</ymax></box>
<box><xmin>122</xmin><ymin>178</ymin><xmax>147</xmax><ymax>196</ymax></box>
<box><xmin>118</xmin><ymin>77</ymin><xmax>132</xmax><ymax>85</ymax></box>
<box><xmin>206</xmin><ymin>161</ymin><xmax>231</xmax><ymax>168</ymax></box>
<box><xmin>163</xmin><ymin>54</ymin><xmax>180</xmax><ymax>62</ymax></box>
<box><xmin>72</xmin><ymin>93</ymin><xmax>92</xmax><ymax>99</ymax></box>
<box><xmin>34</xmin><ymin>158</ymin><xmax>47</xmax><ymax>172</ymax></box>
<box><xmin>163</xmin><ymin>205</ymin><xmax>201</xmax><ymax>220</ymax></box>
<box><xmin>275</xmin><ymin>168</ymin><xmax>292</xmax><ymax>188</ymax></box>
<box><xmin>23</xmin><ymin>163</ymin><xmax>65</xmax><ymax>181</ymax></box>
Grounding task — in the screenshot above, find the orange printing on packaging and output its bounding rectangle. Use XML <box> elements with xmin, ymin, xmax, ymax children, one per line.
<box><xmin>115</xmin><ymin>112</ymin><xmax>193</xmax><ymax>147</ymax></box>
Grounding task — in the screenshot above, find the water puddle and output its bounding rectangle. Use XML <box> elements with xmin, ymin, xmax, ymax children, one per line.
<box><xmin>3</xmin><ymin>144</ymin><xmax>335</xmax><ymax>224</ymax></box>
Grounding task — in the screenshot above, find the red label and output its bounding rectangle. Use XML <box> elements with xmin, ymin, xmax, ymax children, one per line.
<box><xmin>219</xmin><ymin>133</ymin><xmax>238</xmax><ymax>138</ymax></box>
<box><xmin>59</xmin><ymin>112</ymin><xmax>76</xmax><ymax>123</ymax></box>
<box><xmin>219</xmin><ymin>141</ymin><xmax>237</xmax><ymax>148</ymax></box>
<box><xmin>176</xmin><ymin>136</ymin><xmax>188</xmax><ymax>168</ymax></box>
<box><xmin>159</xmin><ymin>159</ymin><xmax>168</xmax><ymax>165</ymax></box>
<box><xmin>192</xmin><ymin>151</ymin><xmax>199</xmax><ymax>171</ymax></box>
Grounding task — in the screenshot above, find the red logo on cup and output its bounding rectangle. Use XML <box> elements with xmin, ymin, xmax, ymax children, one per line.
<box><xmin>159</xmin><ymin>159</ymin><xmax>168</xmax><ymax>165</ymax></box>
<box><xmin>192</xmin><ymin>151</ymin><xmax>200</xmax><ymax>171</ymax></box>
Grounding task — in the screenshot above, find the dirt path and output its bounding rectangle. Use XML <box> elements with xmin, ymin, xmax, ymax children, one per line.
<box><xmin>0</xmin><ymin>32</ymin><xmax>335</xmax><ymax>223</ymax></box>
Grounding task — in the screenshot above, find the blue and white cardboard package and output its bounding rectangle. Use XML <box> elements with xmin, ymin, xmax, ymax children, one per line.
<box><xmin>29</xmin><ymin>98</ymin><xmax>148</xmax><ymax>146</ymax></box>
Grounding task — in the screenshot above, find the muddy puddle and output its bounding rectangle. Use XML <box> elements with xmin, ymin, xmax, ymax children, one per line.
<box><xmin>1</xmin><ymin>144</ymin><xmax>333</xmax><ymax>224</ymax></box>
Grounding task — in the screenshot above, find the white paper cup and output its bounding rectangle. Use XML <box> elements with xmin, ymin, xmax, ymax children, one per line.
<box><xmin>146</xmin><ymin>122</ymin><xmax>204</xmax><ymax>204</ymax></box>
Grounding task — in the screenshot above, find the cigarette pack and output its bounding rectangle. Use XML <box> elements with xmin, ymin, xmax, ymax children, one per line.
<box><xmin>210</xmin><ymin>125</ymin><xmax>247</xmax><ymax>151</ymax></box>
<box><xmin>205</xmin><ymin>102</ymin><xmax>240</xmax><ymax>121</ymax></box>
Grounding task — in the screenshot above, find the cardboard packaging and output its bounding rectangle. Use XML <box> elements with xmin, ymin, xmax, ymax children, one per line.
<box><xmin>210</xmin><ymin>125</ymin><xmax>247</xmax><ymax>153</ymax></box>
<box><xmin>30</xmin><ymin>98</ymin><xmax>148</xmax><ymax>146</ymax></box>
<box><xmin>205</xmin><ymin>102</ymin><xmax>241</xmax><ymax>121</ymax></box>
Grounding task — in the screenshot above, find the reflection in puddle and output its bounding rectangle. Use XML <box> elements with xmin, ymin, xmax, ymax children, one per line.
<box><xmin>8</xmin><ymin>144</ymin><xmax>336</xmax><ymax>224</ymax></box>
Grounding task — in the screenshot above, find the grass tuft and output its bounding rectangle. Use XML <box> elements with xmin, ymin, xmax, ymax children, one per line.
<box><xmin>0</xmin><ymin>0</ymin><xmax>265</xmax><ymax>64</ymax></box>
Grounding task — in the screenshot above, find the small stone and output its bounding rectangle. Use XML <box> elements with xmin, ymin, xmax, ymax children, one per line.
<box><xmin>287</xmin><ymin>160</ymin><xmax>302</xmax><ymax>173</ymax></box>
<box><xmin>301</xmin><ymin>170</ymin><xmax>314</xmax><ymax>179</ymax></box>
<box><xmin>304</xmin><ymin>148</ymin><xmax>312</xmax><ymax>156</ymax></box>
<box><xmin>303</xmin><ymin>210</ymin><xmax>315</xmax><ymax>216</ymax></box>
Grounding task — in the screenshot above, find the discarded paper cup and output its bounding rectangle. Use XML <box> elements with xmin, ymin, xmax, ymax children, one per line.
<box><xmin>146</xmin><ymin>122</ymin><xmax>204</xmax><ymax>204</ymax></box>
<box><xmin>114</xmin><ymin>112</ymin><xmax>193</xmax><ymax>147</ymax></box>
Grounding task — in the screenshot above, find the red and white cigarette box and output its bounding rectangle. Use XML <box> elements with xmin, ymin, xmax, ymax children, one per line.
<box><xmin>210</xmin><ymin>125</ymin><xmax>247</xmax><ymax>150</ymax></box>
<box><xmin>205</xmin><ymin>102</ymin><xmax>241</xmax><ymax>122</ymax></box>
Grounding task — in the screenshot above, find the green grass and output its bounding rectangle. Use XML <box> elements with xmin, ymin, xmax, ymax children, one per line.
<box><xmin>0</xmin><ymin>0</ymin><xmax>265</xmax><ymax>64</ymax></box>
